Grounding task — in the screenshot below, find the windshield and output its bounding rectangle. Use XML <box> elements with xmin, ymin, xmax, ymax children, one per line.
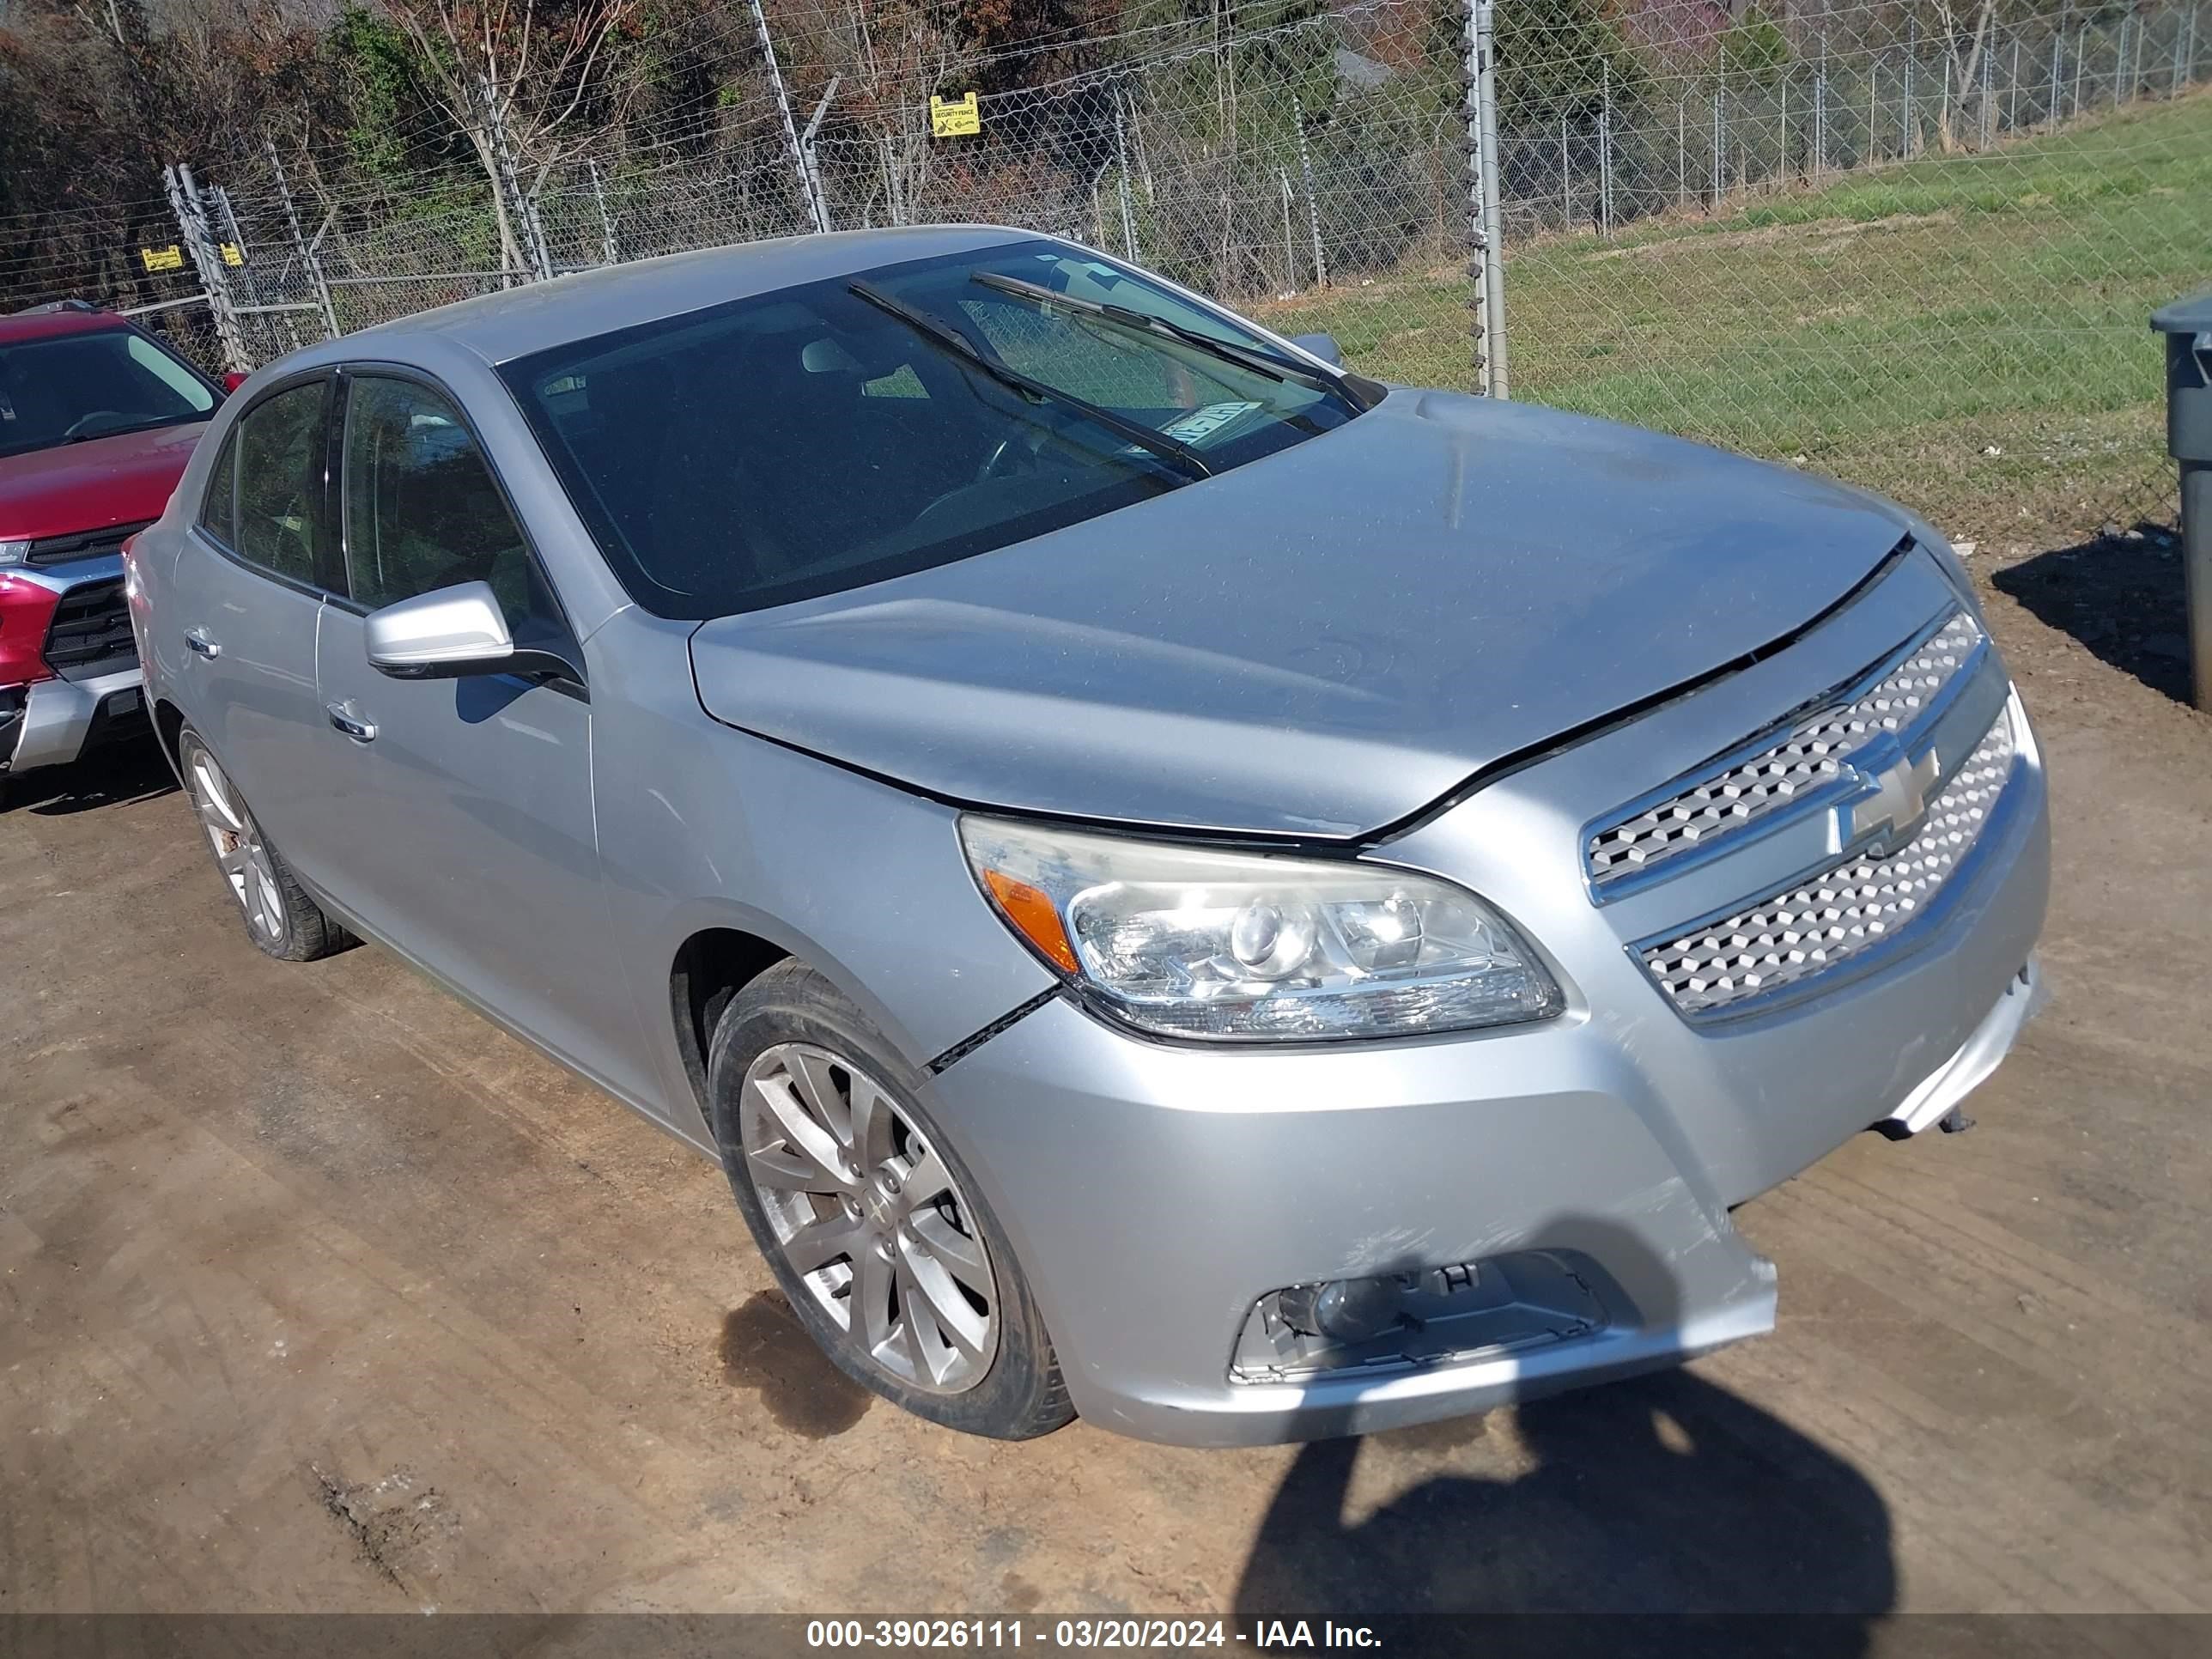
<box><xmin>0</xmin><ymin>328</ymin><xmax>217</xmax><ymax>460</ymax></box>
<box><xmin>501</xmin><ymin>240</ymin><xmax>1368</xmax><ymax>618</ymax></box>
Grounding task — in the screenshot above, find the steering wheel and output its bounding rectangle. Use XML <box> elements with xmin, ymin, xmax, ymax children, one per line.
<box><xmin>64</xmin><ymin>410</ymin><xmax>131</xmax><ymax>441</ymax></box>
<box><xmin>976</xmin><ymin>427</ymin><xmax>1048</xmax><ymax>483</ymax></box>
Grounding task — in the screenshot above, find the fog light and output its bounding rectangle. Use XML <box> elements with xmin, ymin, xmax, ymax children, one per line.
<box><xmin>1232</xmin><ymin>1253</ymin><xmax>1612</xmax><ymax>1384</ymax></box>
<box><xmin>1276</xmin><ymin>1275</ymin><xmax>1407</xmax><ymax>1345</ymax></box>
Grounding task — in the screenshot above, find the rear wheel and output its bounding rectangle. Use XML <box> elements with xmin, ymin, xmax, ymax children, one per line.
<box><xmin>708</xmin><ymin>961</ymin><xmax>1073</xmax><ymax>1438</ymax></box>
<box><xmin>177</xmin><ymin>727</ymin><xmax>348</xmax><ymax>962</ymax></box>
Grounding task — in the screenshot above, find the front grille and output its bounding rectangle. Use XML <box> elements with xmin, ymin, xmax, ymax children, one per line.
<box><xmin>41</xmin><ymin>579</ymin><xmax>134</xmax><ymax>675</ymax></box>
<box><xmin>1638</xmin><ymin>708</ymin><xmax>2018</xmax><ymax>1017</ymax></box>
<box><xmin>1587</xmin><ymin>610</ymin><xmax>1987</xmax><ymax>893</ymax></box>
<box><xmin>24</xmin><ymin>520</ymin><xmax>151</xmax><ymax>567</ymax></box>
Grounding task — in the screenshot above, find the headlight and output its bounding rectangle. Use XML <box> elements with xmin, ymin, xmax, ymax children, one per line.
<box><xmin>961</xmin><ymin>817</ymin><xmax>1563</xmax><ymax>1042</ymax></box>
<box><xmin>0</xmin><ymin>540</ymin><xmax>28</xmax><ymax>567</ymax></box>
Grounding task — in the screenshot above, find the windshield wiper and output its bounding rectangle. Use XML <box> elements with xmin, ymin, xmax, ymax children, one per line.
<box><xmin>848</xmin><ymin>278</ymin><xmax>1211</xmax><ymax>482</ymax></box>
<box><xmin>970</xmin><ymin>270</ymin><xmax>1346</xmax><ymax>399</ymax></box>
<box><xmin>64</xmin><ymin>414</ymin><xmax>191</xmax><ymax>445</ymax></box>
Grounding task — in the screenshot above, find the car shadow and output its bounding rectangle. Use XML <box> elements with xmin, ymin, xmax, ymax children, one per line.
<box><xmin>1233</xmin><ymin>1221</ymin><xmax>1894</xmax><ymax>1649</ymax></box>
<box><xmin>3</xmin><ymin>734</ymin><xmax>174</xmax><ymax>816</ymax></box>
<box><xmin>1991</xmin><ymin>520</ymin><xmax>2191</xmax><ymax>703</ymax></box>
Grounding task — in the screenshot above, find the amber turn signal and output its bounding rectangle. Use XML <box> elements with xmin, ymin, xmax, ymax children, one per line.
<box><xmin>981</xmin><ymin>868</ymin><xmax>1080</xmax><ymax>974</ymax></box>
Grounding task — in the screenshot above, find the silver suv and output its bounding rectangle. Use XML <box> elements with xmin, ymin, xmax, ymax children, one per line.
<box><xmin>127</xmin><ymin>228</ymin><xmax>2049</xmax><ymax>1445</ymax></box>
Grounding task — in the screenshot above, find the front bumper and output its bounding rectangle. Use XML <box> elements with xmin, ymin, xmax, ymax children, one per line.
<box><xmin>924</xmin><ymin>556</ymin><xmax>2049</xmax><ymax>1447</ymax></box>
<box><xmin>3</xmin><ymin>664</ymin><xmax>145</xmax><ymax>775</ymax></box>
<box><xmin>3</xmin><ymin>550</ymin><xmax>145</xmax><ymax>777</ymax></box>
<box><xmin>933</xmin><ymin>827</ymin><xmax>2044</xmax><ymax>1446</ymax></box>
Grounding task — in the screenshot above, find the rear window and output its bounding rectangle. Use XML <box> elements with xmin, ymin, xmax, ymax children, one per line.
<box><xmin>501</xmin><ymin>240</ymin><xmax>1364</xmax><ymax>619</ymax></box>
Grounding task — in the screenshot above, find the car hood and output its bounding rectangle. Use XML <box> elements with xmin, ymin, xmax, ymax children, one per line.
<box><xmin>0</xmin><ymin>421</ymin><xmax>207</xmax><ymax>541</ymax></box>
<box><xmin>688</xmin><ymin>391</ymin><xmax>1913</xmax><ymax>838</ymax></box>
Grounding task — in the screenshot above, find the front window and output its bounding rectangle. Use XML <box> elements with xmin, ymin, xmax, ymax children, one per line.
<box><xmin>0</xmin><ymin>328</ymin><xmax>218</xmax><ymax>459</ymax></box>
<box><xmin>501</xmin><ymin>239</ymin><xmax>1369</xmax><ymax>619</ymax></box>
<box><xmin>339</xmin><ymin>374</ymin><xmax>568</xmax><ymax>648</ymax></box>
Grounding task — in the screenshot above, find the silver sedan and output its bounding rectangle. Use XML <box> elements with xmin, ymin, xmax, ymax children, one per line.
<box><xmin>126</xmin><ymin>227</ymin><xmax>2049</xmax><ymax>1444</ymax></box>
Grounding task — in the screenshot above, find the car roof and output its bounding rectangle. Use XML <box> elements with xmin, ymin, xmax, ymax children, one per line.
<box><xmin>336</xmin><ymin>225</ymin><xmax>1036</xmax><ymax>368</ymax></box>
<box><xmin>0</xmin><ymin>307</ymin><xmax>134</xmax><ymax>346</ymax></box>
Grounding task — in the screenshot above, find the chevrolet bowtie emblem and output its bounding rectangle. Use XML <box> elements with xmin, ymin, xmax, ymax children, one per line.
<box><xmin>1847</xmin><ymin>744</ymin><xmax>1942</xmax><ymax>852</ymax></box>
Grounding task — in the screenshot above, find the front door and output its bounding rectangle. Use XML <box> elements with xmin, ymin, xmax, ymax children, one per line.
<box><xmin>311</xmin><ymin>370</ymin><xmax>653</xmax><ymax>1105</ymax></box>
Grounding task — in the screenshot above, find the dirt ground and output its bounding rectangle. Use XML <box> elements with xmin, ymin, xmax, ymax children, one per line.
<box><xmin>3</xmin><ymin>535</ymin><xmax>2209</xmax><ymax>1619</ymax></box>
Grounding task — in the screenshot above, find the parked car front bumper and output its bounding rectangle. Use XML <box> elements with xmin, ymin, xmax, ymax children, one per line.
<box><xmin>927</xmin><ymin>714</ymin><xmax>2048</xmax><ymax>1447</ymax></box>
<box><xmin>3</xmin><ymin>663</ymin><xmax>144</xmax><ymax>774</ymax></box>
<box><xmin>2</xmin><ymin>551</ymin><xmax>145</xmax><ymax>777</ymax></box>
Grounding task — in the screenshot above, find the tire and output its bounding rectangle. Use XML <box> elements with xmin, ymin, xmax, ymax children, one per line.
<box><xmin>708</xmin><ymin>960</ymin><xmax>1073</xmax><ymax>1440</ymax></box>
<box><xmin>176</xmin><ymin>726</ymin><xmax>349</xmax><ymax>963</ymax></box>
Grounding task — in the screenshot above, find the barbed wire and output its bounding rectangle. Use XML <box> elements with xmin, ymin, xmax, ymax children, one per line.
<box><xmin>6</xmin><ymin>0</ymin><xmax>2200</xmax><ymax>538</ymax></box>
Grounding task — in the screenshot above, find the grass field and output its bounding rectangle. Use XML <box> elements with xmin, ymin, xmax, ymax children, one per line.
<box><xmin>1258</xmin><ymin>90</ymin><xmax>2212</xmax><ymax>543</ymax></box>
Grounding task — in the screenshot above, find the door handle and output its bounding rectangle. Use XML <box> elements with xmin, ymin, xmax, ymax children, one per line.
<box><xmin>185</xmin><ymin>629</ymin><xmax>222</xmax><ymax>659</ymax></box>
<box><xmin>325</xmin><ymin>701</ymin><xmax>378</xmax><ymax>743</ymax></box>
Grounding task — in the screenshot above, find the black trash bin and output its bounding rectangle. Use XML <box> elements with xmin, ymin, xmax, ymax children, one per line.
<box><xmin>2152</xmin><ymin>289</ymin><xmax>2212</xmax><ymax>710</ymax></box>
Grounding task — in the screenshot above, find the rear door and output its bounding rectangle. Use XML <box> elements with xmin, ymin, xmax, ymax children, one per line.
<box><xmin>162</xmin><ymin>373</ymin><xmax>356</xmax><ymax>884</ymax></box>
<box><xmin>311</xmin><ymin>368</ymin><xmax>650</xmax><ymax>1101</ymax></box>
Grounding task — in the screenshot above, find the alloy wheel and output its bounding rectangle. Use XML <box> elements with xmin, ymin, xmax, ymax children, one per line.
<box><xmin>739</xmin><ymin>1042</ymin><xmax>1000</xmax><ymax>1394</ymax></box>
<box><xmin>184</xmin><ymin>742</ymin><xmax>286</xmax><ymax>946</ymax></box>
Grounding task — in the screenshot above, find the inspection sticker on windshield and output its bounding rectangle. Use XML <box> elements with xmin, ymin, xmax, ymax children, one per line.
<box><xmin>1162</xmin><ymin>401</ymin><xmax>1261</xmax><ymax>444</ymax></box>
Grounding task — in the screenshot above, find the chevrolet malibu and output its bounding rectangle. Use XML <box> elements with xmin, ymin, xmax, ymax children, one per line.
<box><xmin>125</xmin><ymin>228</ymin><xmax>2049</xmax><ymax>1445</ymax></box>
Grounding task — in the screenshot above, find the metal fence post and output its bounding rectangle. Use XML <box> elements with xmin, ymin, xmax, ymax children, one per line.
<box><xmin>266</xmin><ymin>138</ymin><xmax>337</xmax><ymax>339</ymax></box>
<box><xmin>1905</xmin><ymin>21</ymin><xmax>1917</xmax><ymax>155</ymax></box>
<box><xmin>1714</xmin><ymin>85</ymin><xmax>1725</xmax><ymax>204</ymax></box>
<box><xmin>1814</xmin><ymin>64</ymin><xmax>1827</xmax><ymax>175</ymax></box>
<box><xmin>1114</xmin><ymin>90</ymin><xmax>1138</xmax><ymax>260</ymax></box>
<box><xmin>480</xmin><ymin>76</ymin><xmax>552</xmax><ymax>280</ymax></box>
<box><xmin>878</xmin><ymin>131</ymin><xmax>907</xmax><ymax>228</ymax></box>
<box><xmin>1707</xmin><ymin>85</ymin><xmax>1725</xmax><ymax>204</ymax></box>
<box><xmin>1559</xmin><ymin>114</ymin><xmax>1571</xmax><ymax>228</ymax></box>
<box><xmin>1599</xmin><ymin>61</ymin><xmax>1613</xmax><ymax>237</ymax></box>
<box><xmin>1779</xmin><ymin>70</ymin><xmax>1790</xmax><ymax>180</ymax></box>
<box><xmin>1677</xmin><ymin>99</ymin><xmax>1687</xmax><ymax>208</ymax></box>
<box><xmin>1279</xmin><ymin>167</ymin><xmax>1297</xmax><ymax>289</ymax></box>
<box><xmin>747</xmin><ymin>0</ymin><xmax>819</xmax><ymax>235</ymax></box>
<box><xmin>1465</xmin><ymin>0</ymin><xmax>1508</xmax><ymax>398</ymax></box>
<box><xmin>163</xmin><ymin>163</ymin><xmax>248</xmax><ymax>375</ymax></box>
<box><xmin>1292</xmin><ymin>97</ymin><xmax>1327</xmax><ymax>288</ymax></box>
<box><xmin>800</xmin><ymin>76</ymin><xmax>842</xmax><ymax>236</ymax></box>
<box><xmin>2051</xmin><ymin>30</ymin><xmax>2065</xmax><ymax>127</ymax></box>
<box><xmin>1990</xmin><ymin>34</ymin><xmax>2008</xmax><ymax>148</ymax></box>
<box><xmin>520</xmin><ymin>185</ymin><xmax>555</xmax><ymax>280</ymax></box>
<box><xmin>586</xmin><ymin>158</ymin><xmax>619</xmax><ymax>264</ymax></box>
<box><xmin>2115</xmin><ymin>15</ymin><xmax>2129</xmax><ymax>108</ymax></box>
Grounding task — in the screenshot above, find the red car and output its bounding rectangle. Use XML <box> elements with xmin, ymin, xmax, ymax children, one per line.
<box><xmin>1</xmin><ymin>301</ymin><xmax>229</xmax><ymax>795</ymax></box>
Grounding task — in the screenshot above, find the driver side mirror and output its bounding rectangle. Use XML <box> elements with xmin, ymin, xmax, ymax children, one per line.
<box><xmin>364</xmin><ymin>581</ymin><xmax>517</xmax><ymax>679</ymax></box>
<box><xmin>1289</xmin><ymin>332</ymin><xmax>1344</xmax><ymax>368</ymax></box>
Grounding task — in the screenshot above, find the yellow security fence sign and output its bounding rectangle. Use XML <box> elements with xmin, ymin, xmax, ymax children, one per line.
<box><xmin>140</xmin><ymin>245</ymin><xmax>185</xmax><ymax>273</ymax></box>
<box><xmin>930</xmin><ymin>91</ymin><xmax>980</xmax><ymax>137</ymax></box>
<box><xmin>220</xmin><ymin>243</ymin><xmax>244</xmax><ymax>266</ymax></box>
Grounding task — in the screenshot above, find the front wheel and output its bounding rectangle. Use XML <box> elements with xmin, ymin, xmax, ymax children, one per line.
<box><xmin>708</xmin><ymin>960</ymin><xmax>1073</xmax><ymax>1439</ymax></box>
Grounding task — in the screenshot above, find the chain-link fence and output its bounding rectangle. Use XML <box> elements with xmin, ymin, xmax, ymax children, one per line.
<box><xmin>1480</xmin><ymin>0</ymin><xmax>2211</xmax><ymax>537</ymax></box>
<box><xmin>9</xmin><ymin>0</ymin><xmax>2205</xmax><ymax>537</ymax></box>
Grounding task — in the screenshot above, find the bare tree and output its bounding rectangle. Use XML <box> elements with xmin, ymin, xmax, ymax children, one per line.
<box><xmin>384</xmin><ymin>0</ymin><xmax>640</xmax><ymax>272</ymax></box>
<box><xmin>829</xmin><ymin>0</ymin><xmax>978</xmax><ymax>225</ymax></box>
<box><xmin>1928</xmin><ymin>0</ymin><xmax>2001</xmax><ymax>151</ymax></box>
